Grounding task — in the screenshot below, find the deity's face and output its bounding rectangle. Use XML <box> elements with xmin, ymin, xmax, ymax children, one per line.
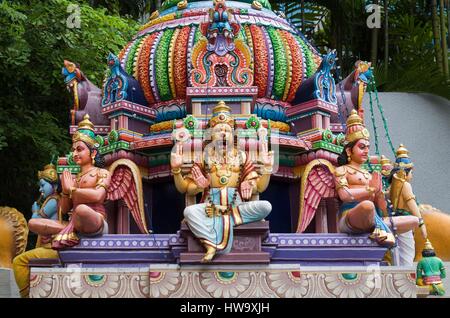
<box><xmin>348</xmin><ymin>139</ymin><xmax>370</xmax><ymax>164</ymax></box>
<box><xmin>406</xmin><ymin>169</ymin><xmax>414</xmax><ymax>181</ymax></box>
<box><xmin>72</xmin><ymin>141</ymin><xmax>94</xmax><ymax>167</ymax></box>
<box><xmin>211</xmin><ymin>123</ymin><xmax>234</xmax><ymax>145</ymax></box>
<box><xmin>38</xmin><ymin>179</ymin><xmax>55</xmax><ymax>199</ymax></box>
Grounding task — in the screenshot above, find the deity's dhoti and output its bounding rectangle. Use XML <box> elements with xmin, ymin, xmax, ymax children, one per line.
<box><xmin>395</xmin><ymin>230</ymin><xmax>415</xmax><ymax>266</ymax></box>
<box><xmin>183</xmin><ymin>187</ymin><xmax>272</xmax><ymax>253</ymax></box>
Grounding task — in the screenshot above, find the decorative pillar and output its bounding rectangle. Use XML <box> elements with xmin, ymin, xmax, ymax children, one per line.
<box><xmin>117</xmin><ymin>201</ymin><xmax>130</xmax><ymax>234</ymax></box>
<box><xmin>116</xmin><ymin>115</ymin><xmax>128</xmax><ymax>130</ymax></box>
<box><xmin>241</xmin><ymin>101</ymin><xmax>251</xmax><ymax>115</ymax></box>
<box><xmin>322</xmin><ymin>115</ymin><xmax>330</xmax><ymax>129</ymax></box>
<box><xmin>311</xmin><ymin>113</ymin><xmax>322</xmax><ymax>129</ymax></box>
<box><xmin>192</xmin><ymin>102</ymin><xmax>202</xmax><ymax>116</ymax></box>
<box><xmin>315</xmin><ymin>200</ymin><xmax>328</xmax><ymax>233</ymax></box>
<box><xmin>326</xmin><ymin>198</ymin><xmax>339</xmax><ymax>233</ymax></box>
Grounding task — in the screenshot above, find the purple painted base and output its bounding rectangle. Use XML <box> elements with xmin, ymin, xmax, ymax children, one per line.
<box><xmin>53</xmin><ymin>231</ymin><xmax>388</xmax><ymax>267</ymax></box>
<box><xmin>179</xmin><ymin>221</ymin><xmax>271</xmax><ymax>264</ymax></box>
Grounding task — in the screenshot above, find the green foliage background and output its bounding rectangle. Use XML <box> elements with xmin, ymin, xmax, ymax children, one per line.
<box><xmin>0</xmin><ymin>0</ymin><xmax>449</xmax><ymax>224</ymax></box>
<box><xmin>0</xmin><ymin>0</ymin><xmax>138</xmax><ymax>219</ymax></box>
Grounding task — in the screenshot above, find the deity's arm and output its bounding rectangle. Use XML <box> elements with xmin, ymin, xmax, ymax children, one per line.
<box><xmin>334</xmin><ymin>166</ymin><xmax>373</xmax><ymax>202</ymax></box>
<box><xmin>241</xmin><ymin>151</ymin><xmax>270</xmax><ymax>193</ymax></box>
<box><xmin>173</xmin><ymin>172</ymin><xmax>190</xmax><ymax>194</ymax></box>
<box><xmin>440</xmin><ymin>260</ymin><xmax>446</xmax><ymax>278</ymax></box>
<box><xmin>416</xmin><ymin>261</ymin><xmax>424</xmax><ymax>281</ymax></box>
<box><xmin>33</xmin><ymin>198</ymin><xmax>58</xmax><ymax>219</ymax></box>
<box><xmin>402</xmin><ymin>182</ymin><xmax>421</xmax><ymax>219</ymax></box>
<box><xmin>374</xmin><ymin>191</ymin><xmax>388</xmax><ymax>216</ymax></box>
<box><xmin>173</xmin><ymin>169</ymin><xmax>204</xmax><ymax>195</ymax></box>
<box><xmin>256</xmin><ymin>169</ymin><xmax>271</xmax><ymax>193</ymax></box>
<box><xmin>59</xmin><ymin>196</ymin><xmax>73</xmax><ymax>214</ymax></box>
<box><xmin>185</xmin><ymin>175</ymin><xmax>205</xmax><ymax>196</ymax></box>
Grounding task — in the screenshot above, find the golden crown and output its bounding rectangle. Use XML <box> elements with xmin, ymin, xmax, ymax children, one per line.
<box><xmin>344</xmin><ymin>110</ymin><xmax>370</xmax><ymax>144</ymax></box>
<box><xmin>72</xmin><ymin>115</ymin><xmax>98</xmax><ymax>148</ymax></box>
<box><xmin>424</xmin><ymin>239</ymin><xmax>434</xmax><ymax>251</ymax></box>
<box><xmin>38</xmin><ymin>164</ymin><xmax>58</xmax><ymax>183</ymax></box>
<box><xmin>209</xmin><ymin>101</ymin><xmax>235</xmax><ymax>128</ymax></box>
<box><xmin>394</xmin><ymin>144</ymin><xmax>414</xmax><ymax>169</ymax></box>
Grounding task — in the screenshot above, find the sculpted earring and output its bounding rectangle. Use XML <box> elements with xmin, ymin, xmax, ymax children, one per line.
<box><xmin>347</xmin><ymin>154</ymin><xmax>351</xmax><ymax>162</ymax></box>
<box><xmin>92</xmin><ymin>156</ymin><xmax>95</xmax><ymax>165</ymax></box>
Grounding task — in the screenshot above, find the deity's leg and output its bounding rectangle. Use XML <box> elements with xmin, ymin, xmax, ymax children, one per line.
<box><xmin>236</xmin><ymin>200</ymin><xmax>272</xmax><ymax>224</ymax></box>
<box><xmin>183</xmin><ymin>203</ymin><xmax>227</xmax><ymax>262</ymax></box>
<box><xmin>28</xmin><ymin>218</ymin><xmax>65</xmax><ymax>236</ymax></box>
<box><xmin>12</xmin><ymin>247</ymin><xmax>58</xmax><ymax>298</ymax></box>
<box><xmin>342</xmin><ymin>200</ymin><xmax>376</xmax><ymax>233</ymax></box>
<box><xmin>72</xmin><ymin>204</ymin><xmax>105</xmax><ymax>235</ymax></box>
<box><xmin>396</xmin><ymin>230</ymin><xmax>416</xmax><ymax>266</ymax></box>
<box><xmin>384</xmin><ymin>216</ymin><xmax>418</xmax><ymax>266</ymax></box>
<box><xmin>384</xmin><ymin>215</ymin><xmax>419</xmax><ymax>234</ymax></box>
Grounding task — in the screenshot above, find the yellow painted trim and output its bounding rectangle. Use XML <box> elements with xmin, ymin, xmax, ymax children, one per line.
<box><xmin>293</xmin><ymin>165</ymin><xmax>306</xmax><ymax>178</ymax></box>
<box><xmin>296</xmin><ymin>159</ymin><xmax>335</xmax><ymax>233</ymax></box>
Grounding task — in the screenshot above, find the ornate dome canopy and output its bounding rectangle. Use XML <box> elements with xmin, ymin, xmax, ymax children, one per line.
<box><xmin>117</xmin><ymin>0</ymin><xmax>322</xmax><ymax>106</ymax></box>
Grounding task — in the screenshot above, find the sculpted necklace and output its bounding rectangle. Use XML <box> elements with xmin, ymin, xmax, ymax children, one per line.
<box><xmin>347</xmin><ymin>164</ymin><xmax>371</xmax><ymax>180</ymax></box>
<box><xmin>76</xmin><ymin>167</ymin><xmax>97</xmax><ymax>184</ymax></box>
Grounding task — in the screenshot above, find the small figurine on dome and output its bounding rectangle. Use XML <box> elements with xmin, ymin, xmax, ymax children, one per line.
<box><xmin>416</xmin><ymin>240</ymin><xmax>446</xmax><ymax>296</ymax></box>
<box><xmin>334</xmin><ymin>110</ymin><xmax>395</xmax><ymax>246</ymax></box>
<box><xmin>389</xmin><ymin>144</ymin><xmax>427</xmax><ymax>266</ymax></box>
<box><xmin>170</xmin><ymin>101</ymin><xmax>273</xmax><ymax>262</ymax></box>
<box><xmin>201</xmin><ymin>0</ymin><xmax>241</xmax><ymax>56</ymax></box>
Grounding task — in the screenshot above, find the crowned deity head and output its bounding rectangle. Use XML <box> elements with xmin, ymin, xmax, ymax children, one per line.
<box><xmin>37</xmin><ymin>164</ymin><xmax>59</xmax><ymax>199</ymax></box>
<box><xmin>338</xmin><ymin>110</ymin><xmax>371</xmax><ymax>166</ymax></box>
<box><xmin>72</xmin><ymin>115</ymin><xmax>104</xmax><ymax>168</ymax></box>
<box><xmin>391</xmin><ymin>144</ymin><xmax>414</xmax><ymax>181</ymax></box>
<box><xmin>208</xmin><ymin>101</ymin><xmax>235</xmax><ymax>145</ymax></box>
<box><xmin>422</xmin><ymin>239</ymin><xmax>437</xmax><ymax>258</ymax></box>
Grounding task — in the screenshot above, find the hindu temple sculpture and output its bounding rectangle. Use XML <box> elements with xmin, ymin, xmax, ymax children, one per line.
<box><xmin>416</xmin><ymin>240</ymin><xmax>446</xmax><ymax>296</ymax></box>
<box><xmin>2</xmin><ymin>0</ymin><xmax>449</xmax><ymax>299</ymax></box>
<box><xmin>389</xmin><ymin>144</ymin><xmax>428</xmax><ymax>266</ymax></box>
<box><xmin>334</xmin><ymin>110</ymin><xmax>396</xmax><ymax>247</ymax></box>
<box><xmin>29</xmin><ymin>164</ymin><xmax>61</xmax><ymax>246</ymax></box>
<box><xmin>171</xmin><ymin>101</ymin><xmax>273</xmax><ymax>262</ymax></box>
<box><xmin>24</xmin><ymin>115</ymin><xmax>111</xmax><ymax>249</ymax></box>
<box><xmin>13</xmin><ymin>164</ymin><xmax>62</xmax><ymax>297</ymax></box>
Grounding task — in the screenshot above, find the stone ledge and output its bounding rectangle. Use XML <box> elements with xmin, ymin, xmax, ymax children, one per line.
<box><xmin>29</xmin><ymin>265</ymin><xmax>419</xmax><ymax>298</ymax></box>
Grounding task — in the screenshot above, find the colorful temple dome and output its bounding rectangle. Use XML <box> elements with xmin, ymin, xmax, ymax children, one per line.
<box><xmin>117</xmin><ymin>0</ymin><xmax>322</xmax><ymax>107</ymax></box>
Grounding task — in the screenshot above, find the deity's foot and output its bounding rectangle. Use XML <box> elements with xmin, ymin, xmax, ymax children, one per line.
<box><xmin>369</xmin><ymin>230</ymin><xmax>395</xmax><ymax>248</ymax></box>
<box><xmin>201</xmin><ymin>245</ymin><xmax>217</xmax><ymax>263</ymax></box>
<box><xmin>378</xmin><ymin>232</ymin><xmax>395</xmax><ymax>248</ymax></box>
<box><xmin>368</xmin><ymin>228</ymin><xmax>387</xmax><ymax>241</ymax></box>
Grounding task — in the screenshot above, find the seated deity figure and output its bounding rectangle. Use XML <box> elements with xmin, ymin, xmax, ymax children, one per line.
<box><xmin>334</xmin><ymin>110</ymin><xmax>419</xmax><ymax>247</ymax></box>
<box><xmin>170</xmin><ymin>101</ymin><xmax>273</xmax><ymax>262</ymax></box>
<box><xmin>26</xmin><ymin>115</ymin><xmax>111</xmax><ymax>249</ymax></box>
<box><xmin>389</xmin><ymin>144</ymin><xmax>427</xmax><ymax>266</ymax></box>
<box><xmin>31</xmin><ymin>164</ymin><xmax>61</xmax><ymax>245</ymax></box>
<box><xmin>13</xmin><ymin>164</ymin><xmax>62</xmax><ymax>297</ymax></box>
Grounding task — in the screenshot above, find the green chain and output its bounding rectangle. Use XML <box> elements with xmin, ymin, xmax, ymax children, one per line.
<box><xmin>368</xmin><ymin>81</ymin><xmax>381</xmax><ymax>156</ymax></box>
<box><xmin>371</xmin><ymin>79</ymin><xmax>396</xmax><ymax>156</ymax></box>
